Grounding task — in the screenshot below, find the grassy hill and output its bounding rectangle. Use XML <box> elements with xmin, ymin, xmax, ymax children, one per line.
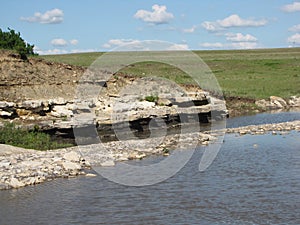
<box><xmin>40</xmin><ymin>48</ymin><xmax>300</xmax><ymax>100</ymax></box>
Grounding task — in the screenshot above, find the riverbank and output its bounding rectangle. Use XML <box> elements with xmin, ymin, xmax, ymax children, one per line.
<box><xmin>1</xmin><ymin>49</ymin><xmax>299</xmax><ymax>189</ymax></box>
<box><xmin>1</xmin><ymin>118</ymin><xmax>299</xmax><ymax>190</ymax></box>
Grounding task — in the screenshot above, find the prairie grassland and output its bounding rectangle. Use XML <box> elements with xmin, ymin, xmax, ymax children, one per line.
<box><xmin>40</xmin><ymin>48</ymin><xmax>300</xmax><ymax>99</ymax></box>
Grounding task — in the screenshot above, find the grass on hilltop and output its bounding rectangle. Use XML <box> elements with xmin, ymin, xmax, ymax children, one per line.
<box><xmin>39</xmin><ymin>48</ymin><xmax>300</xmax><ymax>100</ymax></box>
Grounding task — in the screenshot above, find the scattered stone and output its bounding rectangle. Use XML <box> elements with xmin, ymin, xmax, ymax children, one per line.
<box><xmin>100</xmin><ymin>160</ymin><xmax>115</xmax><ymax>167</ymax></box>
<box><xmin>85</xmin><ymin>173</ymin><xmax>97</xmax><ymax>177</ymax></box>
<box><xmin>63</xmin><ymin>151</ymin><xmax>81</xmax><ymax>162</ymax></box>
<box><xmin>9</xmin><ymin>177</ymin><xmax>25</xmax><ymax>188</ymax></box>
<box><xmin>0</xmin><ymin>109</ymin><xmax>13</xmax><ymax>117</ymax></box>
<box><xmin>157</xmin><ymin>98</ymin><xmax>172</xmax><ymax>106</ymax></box>
<box><xmin>62</xmin><ymin>161</ymin><xmax>82</xmax><ymax>171</ymax></box>
<box><xmin>18</xmin><ymin>100</ymin><xmax>43</xmax><ymax>109</ymax></box>
<box><xmin>0</xmin><ymin>101</ymin><xmax>15</xmax><ymax>108</ymax></box>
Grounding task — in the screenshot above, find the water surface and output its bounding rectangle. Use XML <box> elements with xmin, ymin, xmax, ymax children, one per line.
<box><xmin>0</xmin><ymin>113</ymin><xmax>299</xmax><ymax>225</ymax></box>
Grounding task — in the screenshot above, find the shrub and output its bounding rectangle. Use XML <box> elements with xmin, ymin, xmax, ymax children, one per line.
<box><xmin>0</xmin><ymin>123</ymin><xmax>73</xmax><ymax>150</ymax></box>
<box><xmin>144</xmin><ymin>95</ymin><xmax>159</xmax><ymax>103</ymax></box>
<box><xmin>0</xmin><ymin>28</ymin><xmax>36</xmax><ymax>59</ymax></box>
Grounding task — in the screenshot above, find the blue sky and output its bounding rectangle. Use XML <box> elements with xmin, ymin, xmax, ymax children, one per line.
<box><xmin>1</xmin><ymin>0</ymin><xmax>300</xmax><ymax>54</ymax></box>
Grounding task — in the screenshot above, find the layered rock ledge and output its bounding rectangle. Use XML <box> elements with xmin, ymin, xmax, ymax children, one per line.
<box><xmin>1</xmin><ymin>119</ymin><xmax>300</xmax><ymax>190</ymax></box>
<box><xmin>0</xmin><ymin>131</ymin><xmax>216</xmax><ymax>190</ymax></box>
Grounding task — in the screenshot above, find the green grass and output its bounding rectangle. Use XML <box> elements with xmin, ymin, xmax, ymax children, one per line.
<box><xmin>39</xmin><ymin>52</ymin><xmax>103</xmax><ymax>67</ymax></box>
<box><xmin>0</xmin><ymin>123</ymin><xmax>73</xmax><ymax>150</ymax></box>
<box><xmin>39</xmin><ymin>48</ymin><xmax>300</xmax><ymax>99</ymax></box>
<box><xmin>144</xmin><ymin>95</ymin><xmax>159</xmax><ymax>103</ymax></box>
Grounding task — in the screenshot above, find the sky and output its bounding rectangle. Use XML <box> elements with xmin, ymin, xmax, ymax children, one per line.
<box><xmin>1</xmin><ymin>0</ymin><xmax>300</xmax><ymax>54</ymax></box>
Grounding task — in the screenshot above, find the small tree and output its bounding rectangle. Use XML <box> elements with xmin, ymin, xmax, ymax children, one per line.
<box><xmin>0</xmin><ymin>28</ymin><xmax>36</xmax><ymax>59</ymax></box>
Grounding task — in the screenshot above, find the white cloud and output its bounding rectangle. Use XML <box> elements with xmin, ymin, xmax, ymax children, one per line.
<box><xmin>287</xmin><ymin>33</ymin><xmax>300</xmax><ymax>44</ymax></box>
<box><xmin>70</xmin><ymin>39</ymin><xmax>79</xmax><ymax>45</ymax></box>
<box><xmin>220</xmin><ymin>14</ymin><xmax>267</xmax><ymax>27</ymax></box>
<box><xmin>288</xmin><ymin>24</ymin><xmax>300</xmax><ymax>32</ymax></box>
<box><xmin>201</xmin><ymin>21</ymin><xmax>221</xmax><ymax>32</ymax></box>
<box><xmin>200</xmin><ymin>42</ymin><xmax>224</xmax><ymax>48</ymax></box>
<box><xmin>35</xmin><ymin>46</ymin><xmax>97</xmax><ymax>55</ymax></box>
<box><xmin>102</xmin><ymin>39</ymin><xmax>141</xmax><ymax>48</ymax></box>
<box><xmin>70</xmin><ymin>49</ymin><xmax>98</xmax><ymax>54</ymax></box>
<box><xmin>200</xmin><ymin>41</ymin><xmax>258</xmax><ymax>50</ymax></box>
<box><xmin>229</xmin><ymin>42</ymin><xmax>258</xmax><ymax>49</ymax></box>
<box><xmin>183</xmin><ymin>26</ymin><xmax>197</xmax><ymax>33</ymax></box>
<box><xmin>102</xmin><ymin>39</ymin><xmax>188</xmax><ymax>51</ymax></box>
<box><xmin>36</xmin><ymin>48</ymin><xmax>69</xmax><ymax>55</ymax></box>
<box><xmin>134</xmin><ymin>4</ymin><xmax>174</xmax><ymax>25</ymax></box>
<box><xmin>202</xmin><ymin>14</ymin><xmax>267</xmax><ymax>31</ymax></box>
<box><xmin>281</xmin><ymin>2</ymin><xmax>300</xmax><ymax>12</ymax></box>
<box><xmin>21</xmin><ymin>8</ymin><xmax>64</xmax><ymax>24</ymax></box>
<box><xmin>51</xmin><ymin>38</ymin><xmax>68</xmax><ymax>47</ymax></box>
<box><xmin>50</xmin><ymin>39</ymin><xmax>79</xmax><ymax>47</ymax></box>
<box><xmin>225</xmin><ymin>33</ymin><xmax>257</xmax><ymax>42</ymax></box>
<box><xmin>167</xmin><ymin>44</ymin><xmax>189</xmax><ymax>50</ymax></box>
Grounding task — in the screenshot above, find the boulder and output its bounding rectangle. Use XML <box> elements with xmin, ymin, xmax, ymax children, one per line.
<box><xmin>100</xmin><ymin>160</ymin><xmax>115</xmax><ymax>167</ymax></box>
<box><xmin>48</xmin><ymin>98</ymin><xmax>68</xmax><ymax>105</ymax></box>
<box><xmin>50</xmin><ymin>105</ymin><xmax>73</xmax><ymax>117</ymax></box>
<box><xmin>270</xmin><ymin>96</ymin><xmax>287</xmax><ymax>108</ymax></box>
<box><xmin>288</xmin><ymin>96</ymin><xmax>300</xmax><ymax>107</ymax></box>
<box><xmin>255</xmin><ymin>99</ymin><xmax>269</xmax><ymax>109</ymax></box>
<box><xmin>16</xmin><ymin>108</ymin><xmax>31</xmax><ymax>116</ymax></box>
<box><xmin>9</xmin><ymin>177</ymin><xmax>25</xmax><ymax>188</ymax></box>
<box><xmin>21</xmin><ymin>160</ymin><xmax>43</xmax><ymax>168</ymax></box>
<box><xmin>0</xmin><ymin>161</ymin><xmax>11</xmax><ymax>168</ymax></box>
<box><xmin>62</xmin><ymin>161</ymin><xmax>81</xmax><ymax>170</ymax></box>
<box><xmin>157</xmin><ymin>98</ymin><xmax>172</xmax><ymax>106</ymax></box>
<box><xmin>256</xmin><ymin>97</ymin><xmax>287</xmax><ymax>110</ymax></box>
<box><xmin>0</xmin><ymin>101</ymin><xmax>15</xmax><ymax>109</ymax></box>
<box><xmin>63</xmin><ymin>151</ymin><xmax>81</xmax><ymax>162</ymax></box>
<box><xmin>18</xmin><ymin>100</ymin><xmax>43</xmax><ymax>109</ymax></box>
<box><xmin>0</xmin><ymin>110</ymin><xmax>13</xmax><ymax>117</ymax></box>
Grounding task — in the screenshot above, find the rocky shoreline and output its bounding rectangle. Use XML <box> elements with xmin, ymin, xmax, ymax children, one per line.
<box><xmin>1</xmin><ymin>50</ymin><xmax>300</xmax><ymax>190</ymax></box>
<box><xmin>1</xmin><ymin>119</ymin><xmax>299</xmax><ymax>190</ymax></box>
<box><xmin>225</xmin><ymin>119</ymin><xmax>300</xmax><ymax>135</ymax></box>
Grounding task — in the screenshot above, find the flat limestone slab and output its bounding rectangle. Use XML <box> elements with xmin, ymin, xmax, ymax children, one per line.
<box><xmin>0</xmin><ymin>144</ymin><xmax>36</xmax><ymax>156</ymax></box>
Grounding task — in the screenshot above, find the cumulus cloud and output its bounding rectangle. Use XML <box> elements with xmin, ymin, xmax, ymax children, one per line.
<box><xmin>225</xmin><ymin>33</ymin><xmax>258</xmax><ymax>42</ymax></box>
<box><xmin>21</xmin><ymin>8</ymin><xmax>64</xmax><ymax>24</ymax></box>
<box><xmin>102</xmin><ymin>39</ymin><xmax>188</xmax><ymax>51</ymax></box>
<box><xmin>229</xmin><ymin>42</ymin><xmax>258</xmax><ymax>49</ymax></box>
<box><xmin>102</xmin><ymin>39</ymin><xmax>141</xmax><ymax>48</ymax></box>
<box><xmin>35</xmin><ymin>46</ymin><xmax>97</xmax><ymax>55</ymax></box>
<box><xmin>202</xmin><ymin>14</ymin><xmax>267</xmax><ymax>31</ymax></box>
<box><xmin>35</xmin><ymin>48</ymin><xmax>69</xmax><ymax>55</ymax></box>
<box><xmin>182</xmin><ymin>26</ymin><xmax>197</xmax><ymax>33</ymax></box>
<box><xmin>167</xmin><ymin>44</ymin><xmax>189</xmax><ymax>50</ymax></box>
<box><xmin>281</xmin><ymin>1</ymin><xmax>300</xmax><ymax>12</ymax></box>
<box><xmin>287</xmin><ymin>33</ymin><xmax>300</xmax><ymax>44</ymax></box>
<box><xmin>200</xmin><ymin>41</ymin><xmax>258</xmax><ymax>50</ymax></box>
<box><xmin>288</xmin><ymin>24</ymin><xmax>300</xmax><ymax>32</ymax></box>
<box><xmin>200</xmin><ymin>42</ymin><xmax>224</xmax><ymax>48</ymax></box>
<box><xmin>134</xmin><ymin>4</ymin><xmax>174</xmax><ymax>25</ymax></box>
<box><xmin>50</xmin><ymin>38</ymin><xmax>79</xmax><ymax>47</ymax></box>
<box><xmin>51</xmin><ymin>38</ymin><xmax>68</xmax><ymax>47</ymax></box>
<box><xmin>70</xmin><ymin>39</ymin><xmax>79</xmax><ymax>45</ymax></box>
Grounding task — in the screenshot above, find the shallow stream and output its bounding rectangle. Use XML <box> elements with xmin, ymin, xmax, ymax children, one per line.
<box><xmin>0</xmin><ymin>112</ymin><xmax>299</xmax><ymax>225</ymax></box>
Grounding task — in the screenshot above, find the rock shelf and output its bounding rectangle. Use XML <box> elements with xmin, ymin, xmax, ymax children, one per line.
<box><xmin>1</xmin><ymin>119</ymin><xmax>300</xmax><ymax>190</ymax></box>
<box><xmin>225</xmin><ymin>120</ymin><xmax>300</xmax><ymax>135</ymax></box>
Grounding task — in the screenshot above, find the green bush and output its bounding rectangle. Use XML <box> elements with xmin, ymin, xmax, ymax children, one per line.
<box><xmin>0</xmin><ymin>28</ymin><xmax>36</xmax><ymax>59</ymax></box>
<box><xmin>0</xmin><ymin>123</ymin><xmax>73</xmax><ymax>150</ymax></box>
<box><xmin>144</xmin><ymin>95</ymin><xmax>159</xmax><ymax>103</ymax></box>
